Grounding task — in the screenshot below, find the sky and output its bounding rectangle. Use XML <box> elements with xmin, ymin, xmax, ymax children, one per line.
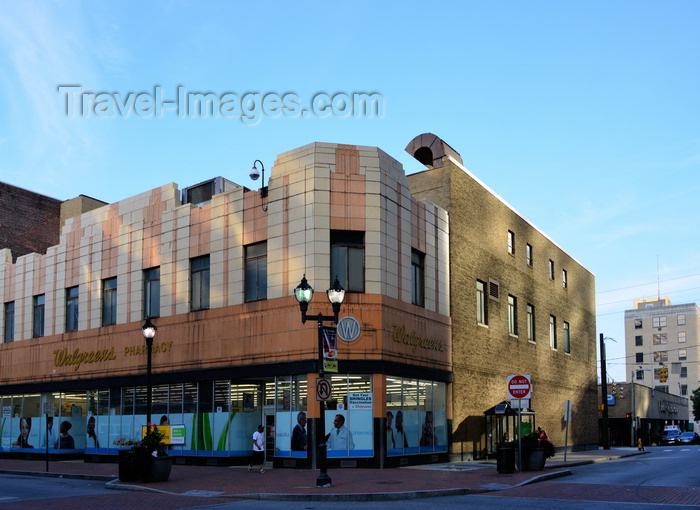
<box><xmin>1</xmin><ymin>1</ymin><xmax>699</xmax><ymax>383</ymax></box>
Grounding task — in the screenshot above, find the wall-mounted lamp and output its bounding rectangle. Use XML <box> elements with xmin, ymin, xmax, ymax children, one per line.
<box><xmin>250</xmin><ymin>160</ymin><xmax>268</xmax><ymax>198</ymax></box>
<box><xmin>250</xmin><ymin>160</ymin><xmax>268</xmax><ymax>211</ymax></box>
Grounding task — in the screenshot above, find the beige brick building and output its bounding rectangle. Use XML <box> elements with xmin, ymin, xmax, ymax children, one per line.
<box><xmin>406</xmin><ymin>133</ymin><xmax>599</xmax><ymax>458</ymax></box>
<box><xmin>624</xmin><ymin>297</ymin><xmax>700</xmax><ymax>430</ymax></box>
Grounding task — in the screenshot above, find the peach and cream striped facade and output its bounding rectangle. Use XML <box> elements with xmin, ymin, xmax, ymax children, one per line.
<box><xmin>0</xmin><ymin>142</ymin><xmax>451</xmax><ymax>411</ymax></box>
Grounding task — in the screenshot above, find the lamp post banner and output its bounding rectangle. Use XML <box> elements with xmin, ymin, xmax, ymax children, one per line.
<box><xmin>322</xmin><ymin>326</ymin><xmax>338</xmax><ymax>373</ymax></box>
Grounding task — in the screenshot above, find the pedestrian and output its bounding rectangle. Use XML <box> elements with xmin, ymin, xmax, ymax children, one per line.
<box><xmin>637</xmin><ymin>437</ymin><xmax>644</xmax><ymax>451</ymax></box>
<box><xmin>248</xmin><ymin>424</ymin><xmax>265</xmax><ymax>473</ymax></box>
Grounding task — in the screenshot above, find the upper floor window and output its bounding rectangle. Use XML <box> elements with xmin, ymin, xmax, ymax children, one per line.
<box><xmin>411</xmin><ymin>250</ymin><xmax>425</xmax><ymax>307</ymax></box>
<box><xmin>548</xmin><ymin>260</ymin><xmax>555</xmax><ymax>280</ymax></box>
<box><xmin>653</xmin><ymin>350</ymin><xmax>668</xmax><ymax>362</ymax></box>
<box><xmin>652</xmin><ymin>316</ymin><xmax>667</xmax><ymax>328</ymax></box>
<box><xmin>636</xmin><ymin>370</ymin><xmax>644</xmax><ymax>380</ymax></box>
<box><xmin>681</xmin><ymin>366</ymin><xmax>688</xmax><ymax>378</ymax></box>
<box><xmin>635</xmin><ymin>335</ymin><xmax>643</xmax><ymax>346</ymax></box>
<box><xmin>3</xmin><ymin>302</ymin><xmax>14</xmax><ymax>343</ymax></box>
<box><xmin>679</xmin><ymin>349</ymin><xmax>687</xmax><ymax>361</ymax></box>
<box><xmin>678</xmin><ymin>314</ymin><xmax>686</xmax><ymax>326</ymax></box>
<box><xmin>102</xmin><ymin>278</ymin><xmax>117</xmax><ymax>326</ymax></box>
<box><xmin>507</xmin><ymin>230</ymin><xmax>515</xmax><ymax>255</ymax></box>
<box><xmin>331</xmin><ymin>230</ymin><xmax>364</xmax><ymax>292</ymax></box>
<box><xmin>549</xmin><ymin>315</ymin><xmax>557</xmax><ymax>350</ymax></box>
<box><xmin>678</xmin><ymin>331</ymin><xmax>686</xmax><ymax>343</ymax></box>
<box><xmin>653</xmin><ymin>333</ymin><xmax>667</xmax><ymax>345</ymax></box>
<box><xmin>526</xmin><ymin>304</ymin><xmax>535</xmax><ymax>342</ymax></box>
<box><xmin>66</xmin><ymin>286</ymin><xmax>79</xmax><ymax>332</ymax></box>
<box><xmin>636</xmin><ymin>352</ymin><xmax>644</xmax><ymax>363</ymax></box>
<box><xmin>191</xmin><ymin>255</ymin><xmax>210</xmax><ymax>311</ymax></box>
<box><xmin>526</xmin><ymin>243</ymin><xmax>533</xmax><ymax>266</ymax></box>
<box><xmin>563</xmin><ymin>321</ymin><xmax>570</xmax><ymax>353</ymax></box>
<box><xmin>476</xmin><ymin>280</ymin><xmax>488</xmax><ymax>325</ymax></box>
<box><xmin>33</xmin><ymin>294</ymin><xmax>45</xmax><ymax>337</ymax></box>
<box><xmin>144</xmin><ymin>267</ymin><xmax>160</xmax><ymax>318</ymax></box>
<box><xmin>508</xmin><ymin>295</ymin><xmax>517</xmax><ymax>335</ymax></box>
<box><xmin>634</xmin><ymin>319</ymin><xmax>642</xmax><ymax>329</ymax></box>
<box><xmin>245</xmin><ymin>243</ymin><xmax>267</xmax><ymax>302</ymax></box>
<box><xmin>562</xmin><ymin>269</ymin><xmax>568</xmax><ymax>289</ymax></box>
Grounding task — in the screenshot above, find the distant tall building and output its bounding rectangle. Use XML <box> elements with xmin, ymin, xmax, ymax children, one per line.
<box><xmin>625</xmin><ymin>297</ymin><xmax>700</xmax><ymax>422</ymax></box>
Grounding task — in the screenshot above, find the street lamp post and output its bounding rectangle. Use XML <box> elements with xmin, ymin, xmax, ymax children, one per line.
<box><xmin>599</xmin><ymin>334</ymin><xmax>610</xmax><ymax>450</ymax></box>
<box><xmin>142</xmin><ymin>319</ymin><xmax>157</xmax><ymax>433</ymax></box>
<box><xmin>294</xmin><ymin>275</ymin><xmax>345</xmax><ymax>488</ymax></box>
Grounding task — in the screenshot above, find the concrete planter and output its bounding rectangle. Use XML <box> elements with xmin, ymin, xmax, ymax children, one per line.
<box><xmin>118</xmin><ymin>448</ymin><xmax>172</xmax><ymax>482</ymax></box>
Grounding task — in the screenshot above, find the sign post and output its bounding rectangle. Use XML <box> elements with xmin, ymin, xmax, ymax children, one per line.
<box><xmin>564</xmin><ymin>399</ymin><xmax>572</xmax><ymax>462</ymax></box>
<box><xmin>43</xmin><ymin>402</ymin><xmax>52</xmax><ymax>472</ymax></box>
<box><xmin>507</xmin><ymin>375</ymin><xmax>531</xmax><ymax>471</ymax></box>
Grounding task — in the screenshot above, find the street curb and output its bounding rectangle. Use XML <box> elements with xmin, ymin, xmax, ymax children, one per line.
<box><xmin>0</xmin><ymin>468</ymin><xmax>116</xmax><ymax>482</ymax></box>
<box><xmin>238</xmin><ymin>488</ymin><xmax>491</xmax><ymax>502</ymax></box>
<box><xmin>516</xmin><ymin>469</ymin><xmax>572</xmax><ymax>486</ymax></box>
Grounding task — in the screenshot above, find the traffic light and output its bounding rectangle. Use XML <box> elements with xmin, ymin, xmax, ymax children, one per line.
<box><xmin>612</xmin><ymin>382</ymin><xmax>617</xmax><ymax>395</ymax></box>
<box><xmin>660</xmin><ymin>366</ymin><xmax>668</xmax><ymax>383</ymax></box>
<box><xmin>619</xmin><ymin>385</ymin><xmax>625</xmax><ymax>399</ymax></box>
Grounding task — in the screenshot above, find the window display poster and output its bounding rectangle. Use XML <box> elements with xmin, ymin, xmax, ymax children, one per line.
<box><xmin>274</xmin><ymin>411</ymin><xmax>307</xmax><ymax>458</ymax></box>
<box><xmin>325</xmin><ymin>409</ymin><xmax>373</xmax><ymax>458</ymax></box>
<box><xmin>6</xmin><ymin>416</ymin><xmax>85</xmax><ymax>451</ymax></box>
<box><xmin>387</xmin><ymin>410</ymin><xmax>447</xmax><ymax>456</ymax></box>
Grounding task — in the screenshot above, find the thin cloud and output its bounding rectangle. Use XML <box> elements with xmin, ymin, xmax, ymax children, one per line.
<box><xmin>0</xmin><ymin>3</ymin><xmax>102</xmax><ymax>193</ymax></box>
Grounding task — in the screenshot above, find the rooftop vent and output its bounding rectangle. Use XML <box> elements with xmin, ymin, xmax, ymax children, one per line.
<box><xmin>405</xmin><ymin>133</ymin><xmax>463</xmax><ymax>168</ymax></box>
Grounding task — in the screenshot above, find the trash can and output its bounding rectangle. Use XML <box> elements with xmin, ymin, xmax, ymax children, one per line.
<box><xmin>496</xmin><ymin>445</ymin><xmax>515</xmax><ymax>474</ymax></box>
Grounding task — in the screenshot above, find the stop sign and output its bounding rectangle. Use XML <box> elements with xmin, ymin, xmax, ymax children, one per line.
<box><xmin>507</xmin><ymin>375</ymin><xmax>531</xmax><ymax>400</ymax></box>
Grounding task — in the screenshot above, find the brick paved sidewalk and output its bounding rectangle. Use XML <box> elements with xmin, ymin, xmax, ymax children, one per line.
<box><xmin>0</xmin><ymin>448</ymin><xmax>645</xmax><ymax>501</ymax></box>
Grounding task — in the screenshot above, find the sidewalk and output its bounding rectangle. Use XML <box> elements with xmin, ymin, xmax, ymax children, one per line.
<box><xmin>0</xmin><ymin>448</ymin><xmax>646</xmax><ymax>501</ymax></box>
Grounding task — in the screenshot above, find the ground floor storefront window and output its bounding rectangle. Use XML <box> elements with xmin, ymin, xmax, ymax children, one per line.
<box><xmin>274</xmin><ymin>374</ymin><xmax>374</xmax><ymax>459</ymax></box>
<box><xmin>1</xmin><ymin>392</ymin><xmax>86</xmax><ymax>452</ymax></box>
<box><xmin>0</xmin><ymin>382</ymin><xmax>265</xmax><ymax>456</ymax></box>
<box><xmin>386</xmin><ymin>377</ymin><xmax>447</xmax><ymax>456</ymax></box>
<box><xmin>1</xmin><ymin>373</ymin><xmax>448</xmax><ymax>462</ymax></box>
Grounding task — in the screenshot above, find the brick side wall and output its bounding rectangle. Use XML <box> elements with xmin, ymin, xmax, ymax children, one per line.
<box><xmin>408</xmin><ymin>159</ymin><xmax>598</xmax><ymax>454</ymax></box>
<box><xmin>0</xmin><ymin>183</ymin><xmax>62</xmax><ymax>262</ymax></box>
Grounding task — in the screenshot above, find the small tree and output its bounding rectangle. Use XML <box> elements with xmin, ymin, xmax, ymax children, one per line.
<box><xmin>691</xmin><ymin>387</ymin><xmax>700</xmax><ymax>422</ymax></box>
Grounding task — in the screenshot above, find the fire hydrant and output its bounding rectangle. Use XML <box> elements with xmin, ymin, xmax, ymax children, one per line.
<box><xmin>637</xmin><ymin>437</ymin><xmax>644</xmax><ymax>451</ymax></box>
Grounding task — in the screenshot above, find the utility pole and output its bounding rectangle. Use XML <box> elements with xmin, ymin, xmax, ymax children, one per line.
<box><xmin>600</xmin><ymin>333</ymin><xmax>610</xmax><ymax>450</ymax></box>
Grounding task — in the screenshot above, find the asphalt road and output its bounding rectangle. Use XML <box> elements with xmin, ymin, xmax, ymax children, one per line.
<box><xmin>0</xmin><ymin>447</ymin><xmax>698</xmax><ymax>509</ymax></box>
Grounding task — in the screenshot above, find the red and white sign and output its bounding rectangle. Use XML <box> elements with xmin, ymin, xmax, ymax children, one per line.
<box><xmin>507</xmin><ymin>375</ymin><xmax>531</xmax><ymax>400</ymax></box>
<box><xmin>316</xmin><ymin>377</ymin><xmax>332</xmax><ymax>401</ymax></box>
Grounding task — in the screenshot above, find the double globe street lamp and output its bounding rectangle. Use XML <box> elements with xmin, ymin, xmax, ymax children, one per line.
<box><xmin>294</xmin><ymin>275</ymin><xmax>345</xmax><ymax>488</ymax></box>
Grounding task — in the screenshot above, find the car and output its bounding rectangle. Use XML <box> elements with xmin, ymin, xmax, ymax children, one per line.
<box><xmin>660</xmin><ymin>430</ymin><xmax>681</xmax><ymax>445</ymax></box>
<box><xmin>678</xmin><ymin>432</ymin><xmax>700</xmax><ymax>445</ymax></box>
